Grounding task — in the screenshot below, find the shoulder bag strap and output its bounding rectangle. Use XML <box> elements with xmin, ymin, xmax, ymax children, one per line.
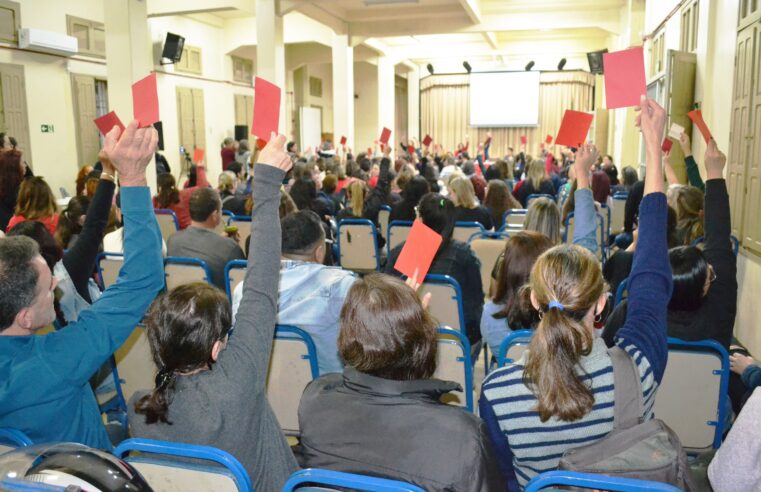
<box><xmin>608</xmin><ymin>345</ymin><xmax>644</xmax><ymax>430</ymax></box>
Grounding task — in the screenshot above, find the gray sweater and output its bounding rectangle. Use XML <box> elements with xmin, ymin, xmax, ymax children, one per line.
<box><xmin>129</xmin><ymin>165</ymin><xmax>298</xmax><ymax>490</ymax></box>
<box><xmin>708</xmin><ymin>387</ymin><xmax>761</xmax><ymax>492</ymax></box>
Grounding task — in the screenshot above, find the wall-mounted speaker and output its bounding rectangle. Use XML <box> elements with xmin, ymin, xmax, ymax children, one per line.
<box><xmin>161</xmin><ymin>32</ymin><xmax>185</xmax><ymax>63</ymax></box>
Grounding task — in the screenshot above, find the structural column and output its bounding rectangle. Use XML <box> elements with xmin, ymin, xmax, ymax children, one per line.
<box><xmin>104</xmin><ymin>0</ymin><xmax>156</xmax><ymax>191</ymax></box>
<box><xmin>256</xmin><ymin>0</ymin><xmax>286</xmax><ymax>133</ymax></box>
<box><xmin>332</xmin><ymin>34</ymin><xmax>355</xmax><ymax>149</ymax></box>
<box><xmin>377</xmin><ymin>56</ymin><xmax>396</xmax><ymax>146</ymax></box>
<box><xmin>406</xmin><ymin>68</ymin><xmax>420</xmax><ymax>142</ymax></box>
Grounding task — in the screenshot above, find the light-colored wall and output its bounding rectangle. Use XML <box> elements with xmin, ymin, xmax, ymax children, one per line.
<box><xmin>354</xmin><ymin>61</ymin><xmax>379</xmax><ymax>152</ymax></box>
<box><xmin>304</xmin><ymin>63</ymin><xmax>334</xmax><ymax>136</ymax></box>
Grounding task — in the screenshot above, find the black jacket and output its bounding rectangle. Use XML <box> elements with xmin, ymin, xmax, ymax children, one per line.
<box><xmin>298</xmin><ymin>368</ymin><xmax>504</xmax><ymax>492</ymax></box>
<box><xmin>604</xmin><ymin>179</ymin><xmax>737</xmax><ymax>349</ymax></box>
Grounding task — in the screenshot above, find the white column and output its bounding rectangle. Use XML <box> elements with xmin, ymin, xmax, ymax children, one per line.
<box><xmin>332</xmin><ymin>34</ymin><xmax>355</xmax><ymax>148</ymax></box>
<box><xmin>377</xmin><ymin>56</ymin><xmax>395</xmax><ymax>145</ymax></box>
<box><xmin>407</xmin><ymin>68</ymin><xmax>420</xmax><ymax>142</ymax></box>
<box><xmin>256</xmin><ymin>0</ymin><xmax>286</xmax><ymax>133</ymax></box>
<box><xmin>104</xmin><ymin>0</ymin><xmax>156</xmax><ymax>192</ymax></box>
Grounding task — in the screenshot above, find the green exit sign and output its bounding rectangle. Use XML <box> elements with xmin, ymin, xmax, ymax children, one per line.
<box><xmin>41</xmin><ymin>124</ymin><xmax>54</xmax><ymax>133</ymax></box>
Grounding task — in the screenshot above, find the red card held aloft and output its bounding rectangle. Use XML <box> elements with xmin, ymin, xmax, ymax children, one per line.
<box><xmin>545</xmin><ymin>134</ymin><xmax>553</xmax><ymax>145</ymax></box>
<box><xmin>193</xmin><ymin>148</ymin><xmax>205</xmax><ymax>163</ymax></box>
<box><xmin>603</xmin><ymin>47</ymin><xmax>647</xmax><ymax>109</ymax></box>
<box><xmin>520</xmin><ymin>135</ymin><xmax>527</xmax><ymax>145</ymax></box>
<box><xmin>393</xmin><ymin>220</ymin><xmax>442</xmax><ymax>283</ymax></box>
<box><xmin>380</xmin><ymin>127</ymin><xmax>392</xmax><ymax>145</ymax></box>
<box><xmin>340</xmin><ymin>136</ymin><xmax>347</xmax><ymax>145</ymax></box>
<box><xmin>131</xmin><ymin>73</ymin><xmax>159</xmax><ymax>128</ymax></box>
<box><xmin>251</xmin><ymin>77</ymin><xmax>281</xmax><ymax>141</ymax></box>
<box><xmin>256</xmin><ymin>138</ymin><xmax>267</xmax><ymax>150</ymax></box>
<box><xmin>94</xmin><ymin>111</ymin><xmax>125</xmax><ymax>136</ymax></box>
<box><xmin>408</xmin><ymin>144</ymin><xmax>415</xmax><ymax>154</ymax></box>
<box><xmin>422</xmin><ymin>134</ymin><xmax>432</xmax><ymax>147</ymax></box>
<box><xmin>687</xmin><ymin>109</ymin><xmax>712</xmax><ymax>143</ymax></box>
<box><xmin>555</xmin><ymin>110</ymin><xmax>594</xmax><ymax>147</ymax></box>
<box><xmin>661</xmin><ymin>138</ymin><xmax>673</xmax><ymax>153</ymax></box>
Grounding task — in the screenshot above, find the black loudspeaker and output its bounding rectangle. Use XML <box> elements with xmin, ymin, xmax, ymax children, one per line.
<box><xmin>234</xmin><ymin>125</ymin><xmax>248</xmax><ymax>142</ymax></box>
<box><xmin>587</xmin><ymin>49</ymin><xmax>608</xmax><ymax>74</ymax></box>
<box><xmin>161</xmin><ymin>32</ymin><xmax>185</xmax><ymax>63</ymax></box>
<box><xmin>153</xmin><ymin>121</ymin><xmax>164</xmax><ymax>151</ymax></box>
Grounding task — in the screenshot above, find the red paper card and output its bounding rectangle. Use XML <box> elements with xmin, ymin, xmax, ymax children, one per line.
<box><xmin>661</xmin><ymin>138</ymin><xmax>673</xmax><ymax>153</ymax></box>
<box><xmin>555</xmin><ymin>110</ymin><xmax>594</xmax><ymax>147</ymax></box>
<box><xmin>408</xmin><ymin>144</ymin><xmax>415</xmax><ymax>154</ymax></box>
<box><xmin>256</xmin><ymin>138</ymin><xmax>267</xmax><ymax>150</ymax></box>
<box><xmin>131</xmin><ymin>73</ymin><xmax>159</xmax><ymax>128</ymax></box>
<box><xmin>603</xmin><ymin>47</ymin><xmax>647</xmax><ymax>109</ymax></box>
<box><xmin>193</xmin><ymin>148</ymin><xmax>205</xmax><ymax>163</ymax></box>
<box><xmin>251</xmin><ymin>77</ymin><xmax>281</xmax><ymax>141</ymax></box>
<box><xmin>520</xmin><ymin>135</ymin><xmax>527</xmax><ymax>145</ymax></box>
<box><xmin>393</xmin><ymin>220</ymin><xmax>443</xmax><ymax>282</ymax></box>
<box><xmin>687</xmin><ymin>109</ymin><xmax>712</xmax><ymax>143</ymax></box>
<box><xmin>94</xmin><ymin>111</ymin><xmax>125</xmax><ymax>136</ymax></box>
<box><xmin>380</xmin><ymin>127</ymin><xmax>392</xmax><ymax>145</ymax></box>
<box><xmin>366</xmin><ymin>147</ymin><xmax>372</xmax><ymax>155</ymax></box>
<box><xmin>340</xmin><ymin>136</ymin><xmax>347</xmax><ymax>145</ymax></box>
<box><xmin>545</xmin><ymin>134</ymin><xmax>553</xmax><ymax>145</ymax></box>
<box><xmin>422</xmin><ymin>134</ymin><xmax>432</xmax><ymax>147</ymax></box>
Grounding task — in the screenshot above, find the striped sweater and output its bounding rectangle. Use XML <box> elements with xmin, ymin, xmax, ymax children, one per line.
<box><xmin>479</xmin><ymin>193</ymin><xmax>672</xmax><ymax>490</ymax></box>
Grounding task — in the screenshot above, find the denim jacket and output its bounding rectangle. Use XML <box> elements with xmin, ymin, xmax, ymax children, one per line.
<box><xmin>232</xmin><ymin>260</ymin><xmax>356</xmax><ymax>375</ymax></box>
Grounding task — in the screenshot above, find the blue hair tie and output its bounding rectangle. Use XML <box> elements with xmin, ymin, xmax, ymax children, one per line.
<box><xmin>548</xmin><ymin>300</ymin><xmax>565</xmax><ymax>311</ymax></box>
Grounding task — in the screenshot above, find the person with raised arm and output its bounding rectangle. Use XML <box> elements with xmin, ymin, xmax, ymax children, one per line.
<box><xmin>130</xmin><ymin>134</ymin><xmax>298</xmax><ymax>490</ymax></box>
<box><xmin>0</xmin><ymin>121</ymin><xmax>164</xmax><ymax>449</ymax></box>
<box><xmin>479</xmin><ymin>97</ymin><xmax>672</xmax><ymax>489</ymax></box>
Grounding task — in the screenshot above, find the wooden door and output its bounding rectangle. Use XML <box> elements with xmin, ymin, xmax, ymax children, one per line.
<box><xmin>176</xmin><ymin>87</ymin><xmax>206</xmax><ymax>169</ymax></box>
<box><xmin>0</xmin><ymin>63</ymin><xmax>31</xmax><ymax>165</ymax></box>
<box><xmin>742</xmin><ymin>24</ymin><xmax>761</xmax><ymax>253</ymax></box>
<box><xmin>71</xmin><ymin>74</ymin><xmax>100</xmax><ymax>166</ymax></box>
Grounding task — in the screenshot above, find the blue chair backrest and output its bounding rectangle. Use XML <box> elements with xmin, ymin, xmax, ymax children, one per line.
<box><xmin>524</xmin><ymin>470</ymin><xmax>681</xmax><ymax>492</ymax></box>
<box><xmin>452</xmin><ymin>221</ymin><xmax>485</xmax><ymax>242</ymax></box>
<box><xmin>691</xmin><ymin>235</ymin><xmax>740</xmax><ymax>256</ymax></box>
<box><xmin>435</xmin><ymin>327</ymin><xmax>474</xmax><ymax>411</ymax></box>
<box><xmin>283</xmin><ymin>468</ymin><xmax>425</xmax><ymax>492</ymax></box>
<box><xmin>275</xmin><ymin>325</ymin><xmax>320</xmax><ymax>379</ymax></box>
<box><xmin>563</xmin><ymin>211</ymin><xmax>607</xmax><ymax>261</ymax></box>
<box><xmin>96</xmin><ymin>251</ymin><xmax>124</xmax><ymax>290</ymax></box>
<box><xmin>0</xmin><ymin>479</ymin><xmax>69</xmax><ymax>491</ymax></box>
<box><xmin>163</xmin><ymin>256</ymin><xmax>213</xmax><ymax>288</ymax></box>
<box><xmin>501</xmin><ymin>208</ymin><xmax>528</xmax><ymax>231</ymax></box>
<box><xmin>526</xmin><ymin>194</ymin><xmax>554</xmax><ymax>207</ymax></box>
<box><xmin>336</xmin><ymin>219</ymin><xmax>380</xmax><ymax>272</ymax></box>
<box><xmin>0</xmin><ymin>427</ymin><xmax>33</xmax><ymax>448</ymax></box>
<box><xmin>467</xmin><ymin>230</ymin><xmax>511</xmax><ymax>243</ymax></box>
<box><xmin>420</xmin><ymin>274</ymin><xmax>465</xmax><ymax>335</ymax></box>
<box><xmin>96</xmin><ymin>355</ymin><xmax>129</xmax><ymax>431</ymax></box>
<box><xmin>113</xmin><ymin>438</ymin><xmax>253</xmax><ymax>492</ymax></box>
<box><xmin>224</xmin><ymin>259</ymin><xmax>248</xmax><ymax>302</ymax></box>
<box><xmin>497</xmin><ymin>329</ymin><xmax>534</xmax><ymax>367</ymax></box>
<box><xmin>387</xmin><ymin>220</ymin><xmax>414</xmax><ymax>256</ymax></box>
<box><xmin>614</xmin><ymin>277</ymin><xmax>629</xmax><ymax>306</ymax></box>
<box><xmin>154</xmin><ymin>208</ymin><xmax>180</xmax><ymax>229</ymax></box>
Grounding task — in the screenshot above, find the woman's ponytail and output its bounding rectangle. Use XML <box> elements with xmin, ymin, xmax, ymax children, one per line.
<box><xmin>134</xmin><ymin>366</ymin><xmax>175</xmax><ymax>424</ymax></box>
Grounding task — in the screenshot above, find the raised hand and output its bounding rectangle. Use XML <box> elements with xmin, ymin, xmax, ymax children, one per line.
<box><xmin>573</xmin><ymin>143</ymin><xmax>599</xmax><ymax>189</ymax></box>
<box><xmin>679</xmin><ymin>132</ymin><xmax>692</xmax><ymax>157</ymax></box>
<box><xmin>103</xmin><ymin>120</ymin><xmax>158</xmax><ymax>187</ymax></box>
<box><xmin>635</xmin><ymin>96</ymin><xmax>667</xmax><ymax>151</ymax></box>
<box><xmin>404</xmin><ymin>268</ymin><xmax>432</xmax><ymax>310</ymax></box>
<box><xmin>704</xmin><ymin>139</ymin><xmax>726</xmax><ymax>180</ymax></box>
<box><xmin>257</xmin><ymin>133</ymin><xmax>293</xmax><ymax>173</ymax></box>
<box><xmin>729</xmin><ymin>353</ymin><xmax>755</xmax><ymax>375</ymax></box>
<box><xmin>98</xmin><ymin>148</ymin><xmax>116</xmax><ymax>180</ymax></box>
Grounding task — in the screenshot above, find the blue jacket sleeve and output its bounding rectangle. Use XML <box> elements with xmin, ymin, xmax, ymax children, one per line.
<box><xmin>742</xmin><ymin>365</ymin><xmax>761</xmax><ymax>391</ymax></box>
<box><xmin>614</xmin><ymin>193</ymin><xmax>672</xmax><ymax>383</ymax></box>
<box><xmin>572</xmin><ymin>188</ymin><xmax>598</xmax><ymax>253</ymax></box>
<box><xmin>478</xmin><ymin>391</ymin><xmax>519</xmax><ymax>491</ymax></box>
<box><xmin>40</xmin><ymin>187</ymin><xmax>164</xmax><ymax>386</ymax></box>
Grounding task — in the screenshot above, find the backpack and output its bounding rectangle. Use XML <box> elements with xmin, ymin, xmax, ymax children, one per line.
<box><xmin>557</xmin><ymin>346</ymin><xmax>697</xmax><ymax>491</ymax></box>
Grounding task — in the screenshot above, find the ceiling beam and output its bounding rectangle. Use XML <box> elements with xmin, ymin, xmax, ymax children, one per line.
<box><xmin>482</xmin><ymin>31</ymin><xmax>498</xmax><ymax>50</ymax></box>
<box><xmin>458</xmin><ymin>0</ymin><xmax>482</xmax><ymax>24</ymax></box>
<box><xmin>293</xmin><ymin>2</ymin><xmax>349</xmax><ymax>35</ymax></box>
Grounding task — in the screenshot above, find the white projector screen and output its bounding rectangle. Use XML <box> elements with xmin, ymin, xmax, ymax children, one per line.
<box><xmin>469</xmin><ymin>71</ymin><xmax>541</xmax><ymax>127</ymax></box>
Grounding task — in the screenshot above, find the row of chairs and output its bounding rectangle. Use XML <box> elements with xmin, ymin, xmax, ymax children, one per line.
<box><xmin>97</xmin><ymin>253</ymin><xmax>214</xmax><ymax>291</ymax></box>
<box><xmin>155</xmin><ymin>208</ymin><xmax>252</xmax><ymax>249</ymax></box>
<box><xmin>0</xmin><ymin>432</ymin><xmax>680</xmax><ymax>491</ymax></box>
<box><xmin>493</xmin><ymin>331</ymin><xmax>730</xmax><ymax>454</ymax></box>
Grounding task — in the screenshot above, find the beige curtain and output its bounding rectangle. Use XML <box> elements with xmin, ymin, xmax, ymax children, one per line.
<box><xmin>421</xmin><ymin>71</ymin><xmax>595</xmax><ymax>158</ymax></box>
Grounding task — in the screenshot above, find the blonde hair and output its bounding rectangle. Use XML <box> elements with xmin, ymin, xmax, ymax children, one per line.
<box><xmin>15</xmin><ymin>177</ymin><xmax>57</xmax><ymax>220</ymax></box>
<box><xmin>448</xmin><ymin>176</ymin><xmax>478</xmax><ymax>209</ymax></box>
<box><xmin>524</xmin><ymin>245</ymin><xmax>606</xmax><ymax>422</ymax></box>
<box><xmin>671</xmin><ymin>185</ymin><xmax>704</xmax><ymax>245</ymax></box>
<box><xmin>525</xmin><ymin>198</ymin><xmax>561</xmax><ymax>245</ymax></box>
<box><xmin>527</xmin><ymin>159</ymin><xmax>547</xmax><ymax>190</ymax></box>
<box><xmin>217</xmin><ymin>171</ymin><xmax>236</xmax><ymax>192</ymax></box>
<box><xmin>346</xmin><ymin>180</ymin><xmax>367</xmax><ymax>218</ymax></box>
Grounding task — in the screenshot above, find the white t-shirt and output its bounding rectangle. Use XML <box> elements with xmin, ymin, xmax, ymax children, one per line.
<box><xmin>103</xmin><ymin>227</ymin><xmax>167</xmax><ymax>256</ymax></box>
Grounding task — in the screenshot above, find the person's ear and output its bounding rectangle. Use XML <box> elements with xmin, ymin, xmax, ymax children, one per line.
<box><xmin>530</xmin><ymin>290</ymin><xmax>540</xmax><ymax>310</ymax></box>
<box><xmin>314</xmin><ymin>242</ymin><xmax>326</xmax><ymax>264</ymax></box>
<box><xmin>595</xmin><ymin>292</ymin><xmax>608</xmax><ymax>317</ymax></box>
<box><xmin>211</xmin><ymin>339</ymin><xmax>225</xmax><ymax>362</ymax></box>
<box><xmin>14</xmin><ymin>307</ymin><xmax>33</xmax><ymax>331</ymax></box>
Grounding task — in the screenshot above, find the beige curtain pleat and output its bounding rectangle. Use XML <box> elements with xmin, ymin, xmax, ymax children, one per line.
<box><xmin>421</xmin><ymin>70</ymin><xmax>595</xmax><ymax>158</ymax></box>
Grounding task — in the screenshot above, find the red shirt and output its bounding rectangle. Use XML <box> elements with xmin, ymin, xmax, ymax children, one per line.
<box><xmin>7</xmin><ymin>213</ymin><xmax>59</xmax><ymax>236</ymax></box>
<box><xmin>153</xmin><ymin>166</ymin><xmax>209</xmax><ymax>229</ymax></box>
<box><xmin>221</xmin><ymin>148</ymin><xmax>236</xmax><ymax>171</ymax></box>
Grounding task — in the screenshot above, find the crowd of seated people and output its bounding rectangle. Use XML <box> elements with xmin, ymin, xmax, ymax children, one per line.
<box><xmin>1</xmin><ymin>97</ymin><xmax>760</xmax><ymax>492</ymax></box>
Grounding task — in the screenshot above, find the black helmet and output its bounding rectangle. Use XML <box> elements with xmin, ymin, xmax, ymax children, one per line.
<box><xmin>0</xmin><ymin>443</ymin><xmax>153</xmax><ymax>491</ymax></box>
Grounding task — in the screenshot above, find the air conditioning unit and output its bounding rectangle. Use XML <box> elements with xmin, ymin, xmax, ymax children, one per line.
<box><xmin>19</xmin><ymin>28</ymin><xmax>78</xmax><ymax>56</ymax></box>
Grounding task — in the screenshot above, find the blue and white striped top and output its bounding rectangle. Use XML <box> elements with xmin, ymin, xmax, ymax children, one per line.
<box><xmin>480</xmin><ymin>337</ymin><xmax>658</xmax><ymax>487</ymax></box>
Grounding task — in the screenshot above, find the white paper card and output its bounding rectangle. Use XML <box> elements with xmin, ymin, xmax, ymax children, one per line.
<box><xmin>668</xmin><ymin>123</ymin><xmax>684</xmax><ymax>140</ymax></box>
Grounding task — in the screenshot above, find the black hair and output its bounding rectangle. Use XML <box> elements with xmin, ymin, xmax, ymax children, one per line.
<box><xmin>668</xmin><ymin>246</ymin><xmax>709</xmax><ymax>311</ymax></box>
<box><xmin>287</xmin><ymin>141</ymin><xmax>296</xmax><ymax>153</ymax></box>
<box><xmin>281</xmin><ymin>210</ymin><xmax>325</xmax><ymax>257</ymax></box>
<box><xmin>189</xmin><ymin>188</ymin><xmax>221</xmax><ymax>222</ymax></box>
<box><xmin>55</xmin><ymin>195</ymin><xmax>91</xmax><ymax>249</ymax></box>
<box><xmin>289</xmin><ymin>178</ymin><xmax>317</xmax><ymax>210</ymax></box>
<box><xmin>7</xmin><ymin>220</ymin><xmax>62</xmax><ymax>271</ymax></box>
<box><xmin>402</xmin><ymin>176</ymin><xmax>430</xmax><ymax>207</ymax></box>
<box><xmin>0</xmin><ymin>236</ymin><xmax>40</xmax><ymax>330</ymax></box>
<box><xmin>418</xmin><ymin>193</ymin><xmax>455</xmax><ymax>249</ymax></box>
